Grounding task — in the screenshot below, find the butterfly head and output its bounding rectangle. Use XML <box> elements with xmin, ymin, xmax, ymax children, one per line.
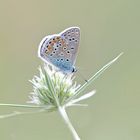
<box><xmin>72</xmin><ymin>66</ymin><xmax>77</xmax><ymax>73</ymax></box>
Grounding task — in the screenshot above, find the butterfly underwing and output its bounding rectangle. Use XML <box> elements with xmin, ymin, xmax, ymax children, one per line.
<box><xmin>38</xmin><ymin>27</ymin><xmax>80</xmax><ymax>74</ymax></box>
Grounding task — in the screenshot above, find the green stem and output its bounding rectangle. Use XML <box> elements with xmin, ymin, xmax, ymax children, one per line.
<box><xmin>58</xmin><ymin>107</ymin><xmax>80</xmax><ymax>140</ymax></box>
<box><xmin>69</xmin><ymin>52</ymin><xmax>123</xmax><ymax>102</ymax></box>
<box><xmin>0</xmin><ymin>103</ymin><xmax>43</xmax><ymax>108</ymax></box>
<box><xmin>0</xmin><ymin>109</ymin><xmax>45</xmax><ymax>119</ymax></box>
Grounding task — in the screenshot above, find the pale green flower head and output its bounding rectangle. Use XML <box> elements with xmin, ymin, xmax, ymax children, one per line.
<box><xmin>29</xmin><ymin>64</ymin><xmax>85</xmax><ymax>110</ymax></box>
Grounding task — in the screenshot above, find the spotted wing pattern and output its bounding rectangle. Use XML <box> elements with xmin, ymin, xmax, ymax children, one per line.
<box><xmin>38</xmin><ymin>27</ymin><xmax>80</xmax><ymax>73</ymax></box>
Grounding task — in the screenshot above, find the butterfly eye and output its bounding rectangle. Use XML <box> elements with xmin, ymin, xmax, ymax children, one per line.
<box><xmin>49</xmin><ymin>41</ymin><xmax>51</xmax><ymax>44</ymax></box>
<box><xmin>71</xmin><ymin>47</ymin><xmax>74</xmax><ymax>49</ymax></box>
<box><xmin>57</xmin><ymin>59</ymin><xmax>60</xmax><ymax>61</ymax></box>
<box><xmin>50</xmin><ymin>54</ymin><xmax>53</xmax><ymax>56</ymax></box>
<box><xmin>66</xmin><ymin>59</ymin><xmax>69</xmax><ymax>61</ymax></box>
<box><xmin>72</xmin><ymin>38</ymin><xmax>75</xmax><ymax>40</ymax></box>
<box><xmin>69</xmin><ymin>39</ymin><xmax>72</xmax><ymax>41</ymax></box>
<box><xmin>67</xmin><ymin>51</ymin><xmax>70</xmax><ymax>54</ymax></box>
<box><xmin>61</xmin><ymin>58</ymin><xmax>64</xmax><ymax>61</ymax></box>
<box><xmin>63</xmin><ymin>47</ymin><xmax>66</xmax><ymax>50</ymax></box>
<box><xmin>54</xmin><ymin>48</ymin><xmax>57</xmax><ymax>50</ymax></box>
<box><xmin>53</xmin><ymin>51</ymin><xmax>56</xmax><ymax>53</ymax></box>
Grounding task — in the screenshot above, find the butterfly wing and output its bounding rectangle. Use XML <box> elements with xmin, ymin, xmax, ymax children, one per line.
<box><xmin>38</xmin><ymin>27</ymin><xmax>80</xmax><ymax>73</ymax></box>
<box><xmin>60</xmin><ymin>27</ymin><xmax>80</xmax><ymax>66</ymax></box>
<box><xmin>38</xmin><ymin>35</ymin><xmax>58</xmax><ymax>66</ymax></box>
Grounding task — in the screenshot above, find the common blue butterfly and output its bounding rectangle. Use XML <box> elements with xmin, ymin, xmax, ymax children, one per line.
<box><xmin>38</xmin><ymin>27</ymin><xmax>80</xmax><ymax>74</ymax></box>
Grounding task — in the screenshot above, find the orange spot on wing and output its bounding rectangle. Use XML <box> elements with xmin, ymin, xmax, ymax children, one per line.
<box><xmin>48</xmin><ymin>45</ymin><xmax>52</xmax><ymax>51</ymax></box>
<box><xmin>52</xmin><ymin>40</ymin><xmax>57</xmax><ymax>43</ymax></box>
<box><xmin>51</xmin><ymin>42</ymin><xmax>54</xmax><ymax>46</ymax></box>
<box><xmin>56</xmin><ymin>36</ymin><xmax>61</xmax><ymax>40</ymax></box>
<box><xmin>61</xmin><ymin>39</ymin><xmax>65</xmax><ymax>44</ymax></box>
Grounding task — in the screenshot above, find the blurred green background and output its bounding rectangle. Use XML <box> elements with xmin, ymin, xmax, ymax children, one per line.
<box><xmin>0</xmin><ymin>0</ymin><xmax>139</xmax><ymax>140</ymax></box>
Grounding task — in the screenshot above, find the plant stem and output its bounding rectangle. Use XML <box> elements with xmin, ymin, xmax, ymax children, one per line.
<box><xmin>67</xmin><ymin>52</ymin><xmax>123</xmax><ymax>102</ymax></box>
<box><xmin>58</xmin><ymin>107</ymin><xmax>80</xmax><ymax>140</ymax></box>
<box><xmin>0</xmin><ymin>103</ymin><xmax>43</xmax><ymax>108</ymax></box>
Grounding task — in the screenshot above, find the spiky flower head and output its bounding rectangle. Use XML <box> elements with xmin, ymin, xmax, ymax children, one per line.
<box><xmin>29</xmin><ymin>64</ymin><xmax>95</xmax><ymax>111</ymax></box>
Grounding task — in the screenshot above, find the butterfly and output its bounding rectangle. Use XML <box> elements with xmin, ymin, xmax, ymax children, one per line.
<box><xmin>38</xmin><ymin>27</ymin><xmax>80</xmax><ymax>74</ymax></box>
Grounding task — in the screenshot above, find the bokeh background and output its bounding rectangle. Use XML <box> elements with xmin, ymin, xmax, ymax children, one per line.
<box><xmin>0</xmin><ymin>0</ymin><xmax>139</xmax><ymax>140</ymax></box>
